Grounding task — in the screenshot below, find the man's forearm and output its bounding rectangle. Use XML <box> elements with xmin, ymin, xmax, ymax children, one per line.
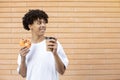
<box><xmin>19</xmin><ymin>57</ymin><xmax>27</xmax><ymax>78</ymax></box>
<box><xmin>53</xmin><ymin>53</ymin><xmax>65</xmax><ymax>75</ymax></box>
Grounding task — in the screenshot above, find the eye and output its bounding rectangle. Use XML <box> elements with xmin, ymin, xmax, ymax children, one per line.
<box><xmin>37</xmin><ymin>22</ymin><xmax>41</xmax><ymax>25</ymax></box>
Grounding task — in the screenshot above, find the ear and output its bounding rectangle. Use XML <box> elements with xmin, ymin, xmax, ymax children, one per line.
<box><xmin>28</xmin><ymin>24</ymin><xmax>33</xmax><ymax>30</ymax></box>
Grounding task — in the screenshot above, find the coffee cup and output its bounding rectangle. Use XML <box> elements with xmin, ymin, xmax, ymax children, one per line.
<box><xmin>46</xmin><ymin>37</ymin><xmax>56</xmax><ymax>52</ymax></box>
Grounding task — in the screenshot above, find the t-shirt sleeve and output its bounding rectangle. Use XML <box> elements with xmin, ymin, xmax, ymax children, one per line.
<box><xmin>57</xmin><ymin>41</ymin><xmax>69</xmax><ymax>68</ymax></box>
<box><xmin>17</xmin><ymin>54</ymin><xmax>21</xmax><ymax>73</ymax></box>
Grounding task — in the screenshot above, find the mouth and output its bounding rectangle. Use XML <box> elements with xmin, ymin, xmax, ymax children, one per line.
<box><xmin>40</xmin><ymin>29</ymin><xmax>46</xmax><ymax>32</ymax></box>
<box><xmin>39</xmin><ymin>27</ymin><xmax>46</xmax><ymax>33</ymax></box>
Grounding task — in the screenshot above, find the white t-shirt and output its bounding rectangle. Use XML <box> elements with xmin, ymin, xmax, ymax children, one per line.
<box><xmin>17</xmin><ymin>39</ymin><xmax>69</xmax><ymax>80</ymax></box>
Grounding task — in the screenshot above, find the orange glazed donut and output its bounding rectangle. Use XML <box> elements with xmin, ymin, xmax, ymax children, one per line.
<box><xmin>19</xmin><ymin>39</ymin><xmax>31</xmax><ymax>48</ymax></box>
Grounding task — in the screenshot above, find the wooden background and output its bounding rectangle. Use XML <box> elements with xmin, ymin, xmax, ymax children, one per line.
<box><xmin>0</xmin><ymin>0</ymin><xmax>120</xmax><ymax>80</ymax></box>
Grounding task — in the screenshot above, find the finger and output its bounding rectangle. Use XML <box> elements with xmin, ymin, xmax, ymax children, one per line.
<box><xmin>20</xmin><ymin>48</ymin><xmax>28</xmax><ymax>54</ymax></box>
<box><xmin>49</xmin><ymin>39</ymin><xmax>57</xmax><ymax>43</ymax></box>
<box><xmin>47</xmin><ymin>45</ymin><xmax>53</xmax><ymax>49</ymax></box>
<box><xmin>48</xmin><ymin>41</ymin><xmax>57</xmax><ymax>45</ymax></box>
<box><xmin>23</xmin><ymin>49</ymin><xmax>30</xmax><ymax>54</ymax></box>
<box><xmin>48</xmin><ymin>44</ymin><xmax>57</xmax><ymax>49</ymax></box>
<box><xmin>21</xmin><ymin>50</ymin><xmax>29</xmax><ymax>56</ymax></box>
<box><xmin>23</xmin><ymin>50</ymin><xmax>30</xmax><ymax>56</ymax></box>
<box><xmin>47</xmin><ymin>43</ymin><xmax>54</xmax><ymax>46</ymax></box>
<box><xmin>20</xmin><ymin>46</ymin><xmax>27</xmax><ymax>50</ymax></box>
<box><xmin>20</xmin><ymin>49</ymin><xmax>30</xmax><ymax>56</ymax></box>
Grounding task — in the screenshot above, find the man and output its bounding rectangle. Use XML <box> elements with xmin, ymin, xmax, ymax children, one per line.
<box><xmin>17</xmin><ymin>9</ymin><xmax>69</xmax><ymax>80</ymax></box>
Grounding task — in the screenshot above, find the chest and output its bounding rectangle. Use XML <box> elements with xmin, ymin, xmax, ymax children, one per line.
<box><xmin>26</xmin><ymin>43</ymin><xmax>55</xmax><ymax>67</ymax></box>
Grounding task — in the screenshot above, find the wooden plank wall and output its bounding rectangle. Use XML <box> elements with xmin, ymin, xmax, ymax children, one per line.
<box><xmin>0</xmin><ymin>0</ymin><xmax>120</xmax><ymax>80</ymax></box>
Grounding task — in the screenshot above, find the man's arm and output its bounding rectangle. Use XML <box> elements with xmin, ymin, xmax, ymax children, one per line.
<box><xmin>53</xmin><ymin>52</ymin><xmax>66</xmax><ymax>75</ymax></box>
<box><xmin>19</xmin><ymin>56</ymin><xmax>27</xmax><ymax>77</ymax></box>
<box><xmin>47</xmin><ymin>38</ymin><xmax>68</xmax><ymax>75</ymax></box>
<box><xmin>18</xmin><ymin>47</ymin><xmax>29</xmax><ymax>77</ymax></box>
<box><xmin>48</xmin><ymin>38</ymin><xmax>66</xmax><ymax>75</ymax></box>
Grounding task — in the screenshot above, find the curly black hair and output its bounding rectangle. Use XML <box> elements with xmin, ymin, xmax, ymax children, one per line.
<box><xmin>22</xmin><ymin>9</ymin><xmax>49</xmax><ymax>30</ymax></box>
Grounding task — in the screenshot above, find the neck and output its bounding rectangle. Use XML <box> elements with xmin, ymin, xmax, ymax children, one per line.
<box><xmin>31</xmin><ymin>34</ymin><xmax>45</xmax><ymax>43</ymax></box>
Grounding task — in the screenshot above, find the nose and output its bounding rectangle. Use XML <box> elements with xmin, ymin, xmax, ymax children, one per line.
<box><xmin>40</xmin><ymin>22</ymin><xmax>45</xmax><ymax>29</ymax></box>
<box><xmin>41</xmin><ymin>22</ymin><xmax>45</xmax><ymax>26</ymax></box>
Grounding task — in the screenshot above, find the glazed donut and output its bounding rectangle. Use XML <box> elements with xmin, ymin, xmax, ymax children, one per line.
<box><xmin>19</xmin><ymin>39</ymin><xmax>31</xmax><ymax>48</ymax></box>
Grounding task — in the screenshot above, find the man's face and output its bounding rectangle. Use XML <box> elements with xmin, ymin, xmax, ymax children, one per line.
<box><xmin>30</xmin><ymin>18</ymin><xmax>46</xmax><ymax>36</ymax></box>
